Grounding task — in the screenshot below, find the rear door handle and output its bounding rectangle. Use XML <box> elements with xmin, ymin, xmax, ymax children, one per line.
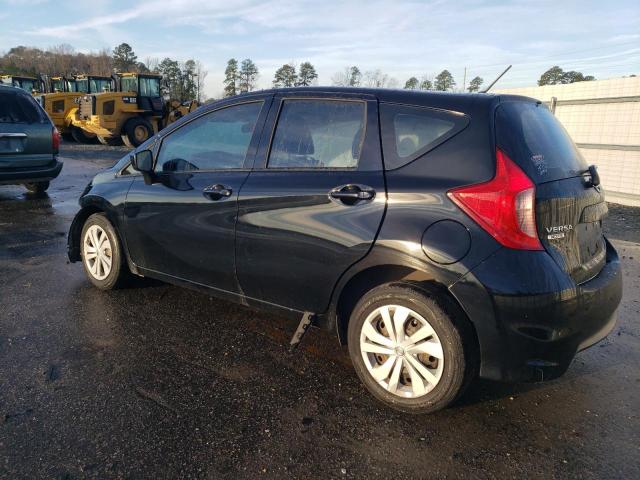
<box><xmin>203</xmin><ymin>184</ymin><xmax>232</xmax><ymax>200</ymax></box>
<box><xmin>329</xmin><ymin>184</ymin><xmax>375</xmax><ymax>205</ymax></box>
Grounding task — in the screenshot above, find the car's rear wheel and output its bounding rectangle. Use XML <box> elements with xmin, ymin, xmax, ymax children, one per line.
<box><xmin>24</xmin><ymin>181</ymin><xmax>49</xmax><ymax>194</ymax></box>
<box><xmin>347</xmin><ymin>284</ymin><xmax>476</xmax><ymax>414</ymax></box>
<box><xmin>81</xmin><ymin>213</ymin><xmax>128</xmax><ymax>289</ymax></box>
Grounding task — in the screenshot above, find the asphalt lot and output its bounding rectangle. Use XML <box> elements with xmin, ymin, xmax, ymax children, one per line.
<box><xmin>1</xmin><ymin>142</ymin><xmax>639</xmax><ymax>479</ymax></box>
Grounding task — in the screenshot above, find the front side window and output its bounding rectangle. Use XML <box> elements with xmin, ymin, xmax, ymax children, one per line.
<box><xmin>268</xmin><ymin>100</ymin><xmax>365</xmax><ymax>169</ymax></box>
<box><xmin>155</xmin><ymin>102</ymin><xmax>262</xmax><ymax>173</ymax></box>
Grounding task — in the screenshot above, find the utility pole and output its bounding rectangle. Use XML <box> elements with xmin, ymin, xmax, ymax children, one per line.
<box><xmin>462</xmin><ymin>67</ymin><xmax>467</xmax><ymax>92</ymax></box>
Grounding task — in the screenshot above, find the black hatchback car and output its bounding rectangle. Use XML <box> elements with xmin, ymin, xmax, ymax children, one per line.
<box><xmin>0</xmin><ymin>84</ymin><xmax>62</xmax><ymax>193</ymax></box>
<box><xmin>68</xmin><ymin>87</ymin><xmax>622</xmax><ymax>413</ymax></box>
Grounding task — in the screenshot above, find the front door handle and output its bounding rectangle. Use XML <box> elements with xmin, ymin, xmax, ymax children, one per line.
<box><xmin>203</xmin><ymin>184</ymin><xmax>232</xmax><ymax>200</ymax></box>
<box><xmin>329</xmin><ymin>184</ymin><xmax>375</xmax><ymax>205</ymax></box>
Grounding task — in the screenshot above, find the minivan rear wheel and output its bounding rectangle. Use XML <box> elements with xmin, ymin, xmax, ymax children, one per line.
<box><xmin>347</xmin><ymin>284</ymin><xmax>474</xmax><ymax>414</ymax></box>
<box><xmin>81</xmin><ymin>213</ymin><xmax>128</xmax><ymax>290</ymax></box>
<box><xmin>24</xmin><ymin>181</ymin><xmax>49</xmax><ymax>194</ymax></box>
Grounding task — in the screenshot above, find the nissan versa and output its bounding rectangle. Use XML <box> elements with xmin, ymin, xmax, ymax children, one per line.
<box><xmin>67</xmin><ymin>87</ymin><xmax>622</xmax><ymax>414</ymax></box>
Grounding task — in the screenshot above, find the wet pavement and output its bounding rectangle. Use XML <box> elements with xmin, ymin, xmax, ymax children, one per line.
<box><xmin>1</xmin><ymin>142</ymin><xmax>639</xmax><ymax>479</ymax></box>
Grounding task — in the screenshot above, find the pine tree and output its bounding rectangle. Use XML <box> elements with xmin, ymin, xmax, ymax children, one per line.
<box><xmin>112</xmin><ymin>43</ymin><xmax>138</xmax><ymax>72</ymax></box>
<box><xmin>404</xmin><ymin>77</ymin><xmax>419</xmax><ymax>89</ymax></box>
<box><xmin>273</xmin><ymin>63</ymin><xmax>297</xmax><ymax>87</ymax></box>
<box><xmin>434</xmin><ymin>70</ymin><xmax>455</xmax><ymax>91</ymax></box>
<box><xmin>467</xmin><ymin>76</ymin><xmax>484</xmax><ymax>92</ymax></box>
<box><xmin>238</xmin><ymin>58</ymin><xmax>259</xmax><ymax>93</ymax></box>
<box><xmin>296</xmin><ymin>62</ymin><xmax>318</xmax><ymax>86</ymax></box>
<box><xmin>223</xmin><ymin>58</ymin><xmax>239</xmax><ymax>97</ymax></box>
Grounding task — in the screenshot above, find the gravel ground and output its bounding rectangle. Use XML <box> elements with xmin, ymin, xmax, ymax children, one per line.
<box><xmin>0</xmin><ymin>142</ymin><xmax>638</xmax><ymax>479</ymax></box>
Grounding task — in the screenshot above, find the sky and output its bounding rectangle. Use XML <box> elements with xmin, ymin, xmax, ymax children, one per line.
<box><xmin>0</xmin><ymin>0</ymin><xmax>638</xmax><ymax>98</ymax></box>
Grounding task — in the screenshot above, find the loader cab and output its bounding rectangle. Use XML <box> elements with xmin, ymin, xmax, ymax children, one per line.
<box><xmin>116</xmin><ymin>73</ymin><xmax>164</xmax><ymax>116</ymax></box>
<box><xmin>0</xmin><ymin>75</ymin><xmax>42</xmax><ymax>94</ymax></box>
<box><xmin>70</xmin><ymin>75</ymin><xmax>113</xmax><ymax>94</ymax></box>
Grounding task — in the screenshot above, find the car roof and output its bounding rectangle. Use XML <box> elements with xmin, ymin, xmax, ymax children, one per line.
<box><xmin>222</xmin><ymin>86</ymin><xmax>538</xmax><ymax>115</ymax></box>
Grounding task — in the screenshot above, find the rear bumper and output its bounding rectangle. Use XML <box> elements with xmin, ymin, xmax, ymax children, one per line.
<box><xmin>450</xmin><ymin>238</ymin><xmax>622</xmax><ymax>382</ymax></box>
<box><xmin>0</xmin><ymin>159</ymin><xmax>63</xmax><ymax>185</ymax></box>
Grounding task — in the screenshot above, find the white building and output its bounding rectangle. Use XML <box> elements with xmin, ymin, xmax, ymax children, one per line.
<box><xmin>496</xmin><ymin>77</ymin><xmax>640</xmax><ymax>206</ymax></box>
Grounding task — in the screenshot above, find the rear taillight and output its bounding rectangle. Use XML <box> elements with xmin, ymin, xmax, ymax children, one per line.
<box><xmin>447</xmin><ymin>148</ymin><xmax>543</xmax><ymax>250</ymax></box>
<box><xmin>52</xmin><ymin>127</ymin><xmax>60</xmax><ymax>154</ymax></box>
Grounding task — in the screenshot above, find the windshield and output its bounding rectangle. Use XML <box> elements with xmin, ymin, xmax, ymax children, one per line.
<box><xmin>52</xmin><ymin>79</ymin><xmax>64</xmax><ymax>92</ymax></box>
<box><xmin>89</xmin><ymin>78</ymin><xmax>111</xmax><ymax>93</ymax></box>
<box><xmin>0</xmin><ymin>91</ymin><xmax>46</xmax><ymax>123</ymax></box>
<box><xmin>139</xmin><ymin>77</ymin><xmax>160</xmax><ymax>97</ymax></box>
<box><xmin>73</xmin><ymin>79</ymin><xmax>89</xmax><ymax>93</ymax></box>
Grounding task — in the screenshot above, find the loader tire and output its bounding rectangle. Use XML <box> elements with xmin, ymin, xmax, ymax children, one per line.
<box><xmin>98</xmin><ymin>135</ymin><xmax>123</xmax><ymax>147</ymax></box>
<box><xmin>123</xmin><ymin>118</ymin><xmax>154</xmax><ymax>148</ymax></box>
<box><xmin>71</xmin><ymin>127</ymin><xmax>98</xmax><ymax>144</ymax></box>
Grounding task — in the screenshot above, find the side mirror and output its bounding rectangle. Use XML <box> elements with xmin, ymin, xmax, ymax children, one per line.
<box><xmin>131</xmin><ymin>150</ymin><xmax>153</xmax><ymax>172</ymax></box>
<box><xmin>130</xmin><ymin>150</ymin><xmax>155</xmax><ymax>184</ymax></box>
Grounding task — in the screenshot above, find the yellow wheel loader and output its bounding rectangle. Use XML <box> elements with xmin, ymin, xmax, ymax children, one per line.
<box><xmin>38</xmin><ymin>75</ymin><xmax>113</xmax><ymax>143</ymax></box>
<box><xmin>71</xmin><ymin>73</ymin><xmax>199</xmax><ymax>147</ymax></box>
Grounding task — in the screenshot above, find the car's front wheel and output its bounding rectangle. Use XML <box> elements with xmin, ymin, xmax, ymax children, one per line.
<box><xmin>347</xmin><ymin>284</ymin><xmax>476</xmax><ymax>414</ymax></box>
<box><xmin>81</xmin><ymin>213</ymin><xmax>128</xmax><ymax>289</ymax></box>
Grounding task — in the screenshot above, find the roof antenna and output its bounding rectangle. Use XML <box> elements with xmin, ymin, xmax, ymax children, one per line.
<box><xmin>480</xmin><ymin>65</ymin><xmax>512</xmax><ymax>93</ymax></box>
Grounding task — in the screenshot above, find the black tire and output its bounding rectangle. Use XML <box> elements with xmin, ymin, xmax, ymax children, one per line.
<box><xmin>24</xmin><ymin>181</ymin><xmax>49</xmax><ymax>194</ymax></box>
<box><xmin>123</xmin><ymin>118</ymin><xmax>154</xmax><ymax>148</ymax></box>
<box><xmin>61</xmin><ymin>132</ymin><xmax>74</xmax><ymax>142</ymax></box>
<box><xmin>347</xmin><ymin>283</ymin><xmax>477</xmax><ymax>414</ymax></box>
<box><xmin>97</xmin><ymin>135</ymin><xmax>123</xmax><ymax>147</ymax></box>
<box><xmin>71</xmin><ymin>126</ymin><xmax>98</xmax><ymax>144</ymax></box>
<box><xmin>80</xmin><ymin>213</ymin><xmax>129</xmax><ymax>290</ymax></box>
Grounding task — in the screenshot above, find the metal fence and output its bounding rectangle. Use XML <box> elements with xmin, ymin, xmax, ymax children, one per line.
<box><xmin>496</xmin><ymin>77</ymin><xmax>640</xmax><ymax>207</ymax></box>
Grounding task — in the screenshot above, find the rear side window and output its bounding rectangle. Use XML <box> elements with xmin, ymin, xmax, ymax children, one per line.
<box><xmin>0</xmin><ymin>91</ymin><xmax>46</xmax><ymax>124</ymax></box>
<box><xmin>496</xmin><ymin>101</ymin><xmax>587</xmax><ymax>183</ymax></box>
<box><xmin>268</xmin><ymin>100</ymin><xmax>365</xmax><ymax>169</ymax></box>
<box><xmin>380</xmin><ymin>103</ymin><xmax>468</xmax><ymax>170</ymax></box>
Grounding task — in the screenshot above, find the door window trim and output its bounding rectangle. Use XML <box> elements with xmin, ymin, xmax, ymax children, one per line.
<box><xmin>153</xmin><ymin>99</ymin><xmax>268</xmax><ymax>174</ymax></box>
<box><xmin>260</xmin><ymin>97</ymin><xmax>368</xmax><ymax>172</ymax></box>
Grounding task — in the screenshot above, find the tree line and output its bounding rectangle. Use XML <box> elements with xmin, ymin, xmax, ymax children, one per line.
<box><xmin>0</xmin><ymin>42</ymin><xmax>603</xmax><ymax>99</ymax></box>
<box><xmin>0</xmin><ymin>43</ymin><xmax>208</xmax><ymax>102</ymax></box>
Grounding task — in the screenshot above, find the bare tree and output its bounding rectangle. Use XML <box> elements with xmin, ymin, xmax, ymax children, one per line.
<box><xmin>363</xmin><ymin>69</ymin><xmax>398</xmax><ymax>88</ymax></box>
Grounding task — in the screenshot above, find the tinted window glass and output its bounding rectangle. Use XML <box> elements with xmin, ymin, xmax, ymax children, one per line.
<box><xmin>156</xmin><ymin>102</ymin><xmax>262</xmax><ymax>173</ymax></box>
<box><xmin>0</xmin><ymin>91</ymin><xmax>46</xmax><ymax>123</ymax></box>
<box><xmin>139</xmin><ymin>77</ymin><xmax>160</xmax><ymax>97</ymax></box>
<box><xmin>268</xmin><ymin>100</ymin><xmax>365</xmax><ymax>169</ymax></box>
<box><xmin>496</xmin><ymin>101</ymin><xmax>588</xmax><ymax>183</ymax></box>
<box><xmin>380</xmin><ymin>103</ymin><xmax>466</xmax><ymax>170</ymax></box>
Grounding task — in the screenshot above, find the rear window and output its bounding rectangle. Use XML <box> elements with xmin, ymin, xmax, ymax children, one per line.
<box><xmin>380</xmin><ymin>103</ymin><xmax>469</xmax><ymax>170</ymax></box>
<box><xmin>0</xmin><ymin>91</ymin><xmax>46</xmax><ymax>124</ymax></box>
<box><xmin>496</xmin><ymin>101</ymin><xmax>587</xmax><ymax>183</ymax></box>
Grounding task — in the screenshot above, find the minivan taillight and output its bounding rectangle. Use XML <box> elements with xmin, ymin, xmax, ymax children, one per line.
<box><xmin>447</xmin><ymin>148</ymin><xmax>543</xmax><ymax>250</ymax></box>
<box><xmin>52</xmin><ymin>127</ymin><xmax>60</xmax><ymax>154</ymax></box>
